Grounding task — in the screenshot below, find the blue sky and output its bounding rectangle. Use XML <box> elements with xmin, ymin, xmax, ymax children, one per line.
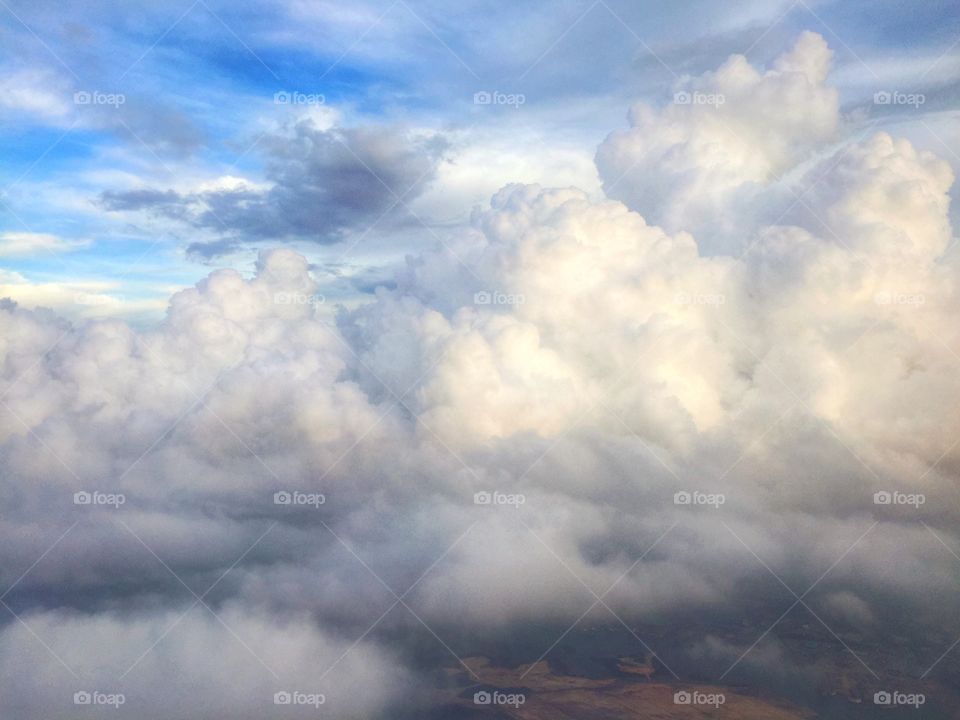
<box><xmin>1</xmin><ymin>0</ymin><xmax>958</xmax><ymax>321</ymax></box>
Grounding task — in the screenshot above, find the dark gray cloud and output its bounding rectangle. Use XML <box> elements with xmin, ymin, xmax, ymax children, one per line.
<box><xmin>99</xmin><ymin>122</ymin><xmax>449</xmax><ymax>253</ymax></box>
<box><xmin>185</xmin><ymin>236</ymin><xmax>245</xmax><ymax>260</ymax></box>
<box><xmin>99</xmin><ymin>188</ymin><xmax>184</xmax><ymax>212</ymax></box>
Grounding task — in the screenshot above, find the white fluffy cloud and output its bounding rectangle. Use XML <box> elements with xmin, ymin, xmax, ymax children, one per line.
<box><xmin>596</xmin><ymin>31</ymin><xmax>840</xmax><ymax>251</ymax></box>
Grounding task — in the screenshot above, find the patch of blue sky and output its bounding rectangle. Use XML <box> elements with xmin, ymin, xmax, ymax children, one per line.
<box><xmin>0</xmin><ymin>129</ymin><xmax>100</xmax><ymax>185</ymax></box>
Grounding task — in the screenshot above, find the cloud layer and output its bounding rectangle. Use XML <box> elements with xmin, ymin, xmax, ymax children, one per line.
<box><xmin>2</xmin><ymin>33</ymin><xmax>959</xmax><ymax>718</ymax></box>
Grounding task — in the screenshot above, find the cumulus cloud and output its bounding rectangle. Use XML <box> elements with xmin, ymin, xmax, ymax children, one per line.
<box><xmin>596</xmin><ymin>31</ymin><xmax>840</xmax><ymax>251</ymax></box>
<box><xmin>3</xmin><ymin>32</ymin><xmax>960</xmax><ymax>718</ymax></box>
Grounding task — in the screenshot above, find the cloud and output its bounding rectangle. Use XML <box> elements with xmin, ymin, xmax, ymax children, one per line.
<box><xmin>596</xmin><ymin>31</ymin><xmax>840</xmax><ymax>252</ymax></box>
<box><xmin>0</xmin><ymin>64</ymin><xmax>203</xmax><ymax>153</ymax></box>
<box><xmin>0</xmin><ymin>232</ymin><xmax>89</xmax><ymax>257</ymax></box>
<box><xmin>0</xmin><ymin>68</ymin><xmax>73</xmax><ymax>122</ymax></box>
<box><xmin>0</xmin><ymin>607</ymin><xmax>409</xmax><ymax>720</ymax></box>
<box><xmin>2</xmin><ymin>32</ymin><xmax>960</xmax><ymax>718</ymax></box>
<box><xmin>0</xmin><ymin>272</ymin><xmax>163</xmax><ymax>320</ymax></box>
<box><xmin>98</xmin><ymin>189</ymin><xmax>184</xmax><ymax>214</ymax></box>
<box><xmin>99</xmin><ymin>120</ymin><xmax>449</xmax><ymax>252</ymax></box>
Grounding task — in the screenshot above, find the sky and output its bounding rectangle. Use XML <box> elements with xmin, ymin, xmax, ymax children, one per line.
<box><xmin>1</xmin><ymin>0</ymin><xmax>958</xmax><ymax>321</ymax></box>
<box><xmin>2</xmin><ymin>1</ymin><xmax>960</xmax><ymax>719</ymax></box>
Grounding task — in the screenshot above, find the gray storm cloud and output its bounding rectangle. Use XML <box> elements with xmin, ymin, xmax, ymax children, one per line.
<box><xmin>99</xmin><ymin>121</ymin><xmax>449</xmax><ymax>254</ymax></box>
<box><xmin>2</xmin><ymin>33</ymin><xmax>959</xmax><ymax>718</ymax></box>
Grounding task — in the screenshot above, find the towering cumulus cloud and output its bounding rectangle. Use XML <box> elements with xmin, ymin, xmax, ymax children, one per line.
<box><xmin>596</xmin><ymin>31</ymin><xmax>840</xmax><ymax>250</ymax></box>
<box><xmin>1</xmin><ymin>33</ymin><xmax>959</xmax><ymax>718</ymax></box>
